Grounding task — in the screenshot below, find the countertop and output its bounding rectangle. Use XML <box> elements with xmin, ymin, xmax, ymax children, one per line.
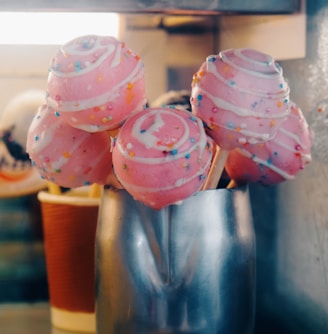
<box><xmin>0</xmin><ymin>303</ymin><xmax>95</xmax><ymax>334</ymax></box>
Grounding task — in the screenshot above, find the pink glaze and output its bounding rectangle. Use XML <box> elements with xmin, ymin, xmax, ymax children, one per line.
<box><xmin>225</xmin><ymin>102</ymin><xmax>313</xmax><ymax>185</ymax></box>
<box><xmin>46</xmin><ymin>35</ymin><xmax>147</xmax><ymax>132</ymax></box>
<box><xmin>112</xmin><ymin>107</ymin><xmax>214</xmax><ymax>209</ymax></box>
<box><xmin>191</xmin><ymin>48</ymin><xmax>291</xmax><ymax>150</ymax></box>
<box><xmin>26</xmin><ymin>104</ymin><xmax>113</xmax><ymax>188</ymax></box>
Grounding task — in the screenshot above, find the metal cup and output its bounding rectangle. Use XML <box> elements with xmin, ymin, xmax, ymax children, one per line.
<box><xmin>95</xmin><ymin>186</ymin><xmax>255</xmax><ymax>334</ymax></box>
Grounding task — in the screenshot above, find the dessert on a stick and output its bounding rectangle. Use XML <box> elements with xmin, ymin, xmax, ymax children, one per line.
<box><xmin>27</xmin><ymin>104</ymin><xmax>113</xmax><ymax>188</ymax></box>
<box><xmin>225</xmin><ymin>102</ymin><xmax>313</xmax><ymax>185</ymax></box>
<box><xmin>46</xmin><ymin>35</ymin><xmax>147</xmax><ymax>133</ymax></box>
<box><xmin>112</xmin><ymin>107</ymin><xmax>214</xmax><ymax>209</ymax></box>
<box><xmin>191</xmin><ymin>48</ymin><xmax>291</xmax><ymax>189</ymax></box>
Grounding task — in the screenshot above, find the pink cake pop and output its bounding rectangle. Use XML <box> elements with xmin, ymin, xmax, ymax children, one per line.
<box><xmin>191</xmin><ymin>48</ymin><xmax>291</xmax><ymax>149</ymax></box>
<box><xmin>26</xmin><ymin>104</ymin><xmax>113</xmax><ymax>188</ymax></box>
<box><xmin>112</xmin><ymin>107</ymin><xmax>214</xmax><ymax>209</ymax></box>
<box><xmin>46</xmin><ymin>35</ymin><xmax>147</xmax><ymax>133</ymax></box>
<box><xmin>190</xmin><ymin>48</ymin><xmax>291</xmax><ymax>188</ymax></box>
<box><xmin>225</xmin><ymin>102</ymin><xmax>313</xmax><ymax>185</ymax></box>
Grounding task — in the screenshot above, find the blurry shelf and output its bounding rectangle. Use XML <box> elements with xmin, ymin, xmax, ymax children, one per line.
<box><xmin>0</xmin><ymin>0</ymin><xmax>300</xmax><ymax>14</ymax></box>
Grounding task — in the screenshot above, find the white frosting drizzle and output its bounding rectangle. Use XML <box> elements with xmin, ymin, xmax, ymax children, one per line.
<box><xmin>47</xmin><ymin>61</ymin><xmax>144</xmax><ymax>112</ymax></box>
<box><xmin>31</xmin><ymin>115</ymin><xmax>62</xmax><ymax>153</ymax></box>
<box><xmin>132</xmin><ymin>110</ymin><xmax>166</xmax><ymax>149</ymax></box>
<box><xmin>31</xmin><ymin>113</ymin><xmax>110</xmax><ymax>175</ymax></box>
<box><xmin>237</xmin><ymin>115</ymin><xmax>311</xmax><ymax>180</ymax></box>
<box><xmin>50</xmin><ymin>134</ymin><xmax>108</xmax><ymax>173</ymax></box>
<box><xmin>206</xmin><ymin>59</ymin><xmax>290</xmax><ymax>100</ymax></box>
<box><xmin>198</xmin><ymin>87</ymin><xmax>289</xmax><ymax>119</ymax></box>
<box><xmin>117</xmin><ymin>109</ymin><xmax>207</xmax><ymax>164</ymax></box>
<box><xmin>238</xmin><ymin>148</ymin><xmax>294</xmax><ymax>180</ymax></box>
<box><xmin>52</xmin><ymin>36</ymin><xmax>118</xmax><ymax>78</ymax></box>
<box><xmin>218</xmin><ymin>48</ymin><xmax>282</xmax><ymax>78</ymax></box>
<box><xmin>131</xmin><ymin>109</ymin><xmax>190</xmax><ymax>151</ymax></box>
<box><xmin>119</xmin><ymin>154</ymin><xmax>211</xmax><ymax>193</ymax></box>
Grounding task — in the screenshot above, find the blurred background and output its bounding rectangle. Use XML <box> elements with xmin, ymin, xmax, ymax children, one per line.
<box><xmin>0</xmin><ymin>0</ymin><xmax>327</xmax><ymax>333</ymax></box>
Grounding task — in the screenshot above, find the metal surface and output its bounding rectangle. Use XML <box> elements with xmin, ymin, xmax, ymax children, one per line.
<box><xmin>252</xmin><ymin>1</ymin><xmax>328</xmax><ymax>333</ymax></box>
<box><xmin>95</xmin><ymin>186</ymin><xmax>255</xmax><ymax>334</ymax></box>
<box><xmin>0</xmin><ymin>0</ymin><xmax>300</xmax><ymax>14</ymax></box>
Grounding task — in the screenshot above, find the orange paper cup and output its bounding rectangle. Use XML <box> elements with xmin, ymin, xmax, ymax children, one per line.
<box><xmin>38</xmin><ymin>187</ymin><xmax>100</xmax><ymax>332</ymax></box>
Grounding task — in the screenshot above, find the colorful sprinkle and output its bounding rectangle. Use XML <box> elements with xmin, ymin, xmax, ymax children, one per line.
<box><xmin>102</xmin><ymin>116</ymin><xmax>113</xmax><ymax>123</ymax></box>
<box><xmin>75</xmin><ymin>61</ymin><xmax>82</xmax><ymax>71</ymax></box>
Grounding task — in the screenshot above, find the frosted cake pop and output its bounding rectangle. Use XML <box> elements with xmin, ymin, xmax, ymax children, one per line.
<box><xmin>191</xmin><ymin>48</ymin><xmax>291</xmax><ymax>150</ymax></box>
<box><xmin>27</xmin><ymin>104</ymin><xmax>113</xmax><ymax>188</ymax></box>
<box><xmin>112</xmin><ymin>107</ymin><xmax>214</xmax><ymax>209</ymax></box>
<box><xmin>190</xmin><ymin>48</ymin><xmax>291</xmax><ymax>189</ymax></box>
<box><xmin>225</xmin><ymin>102</ymin><xmax>313</xmax><ymax>185</ymax></box>
<box><xmin>46</xmin><ymin>35</ymin><xmax>147</xmax><ymax>132</ymax></box>
<box><xmin>0</xmin><ymin>90</ymin><xmax>47</xmax><ymax>196</ymax></box>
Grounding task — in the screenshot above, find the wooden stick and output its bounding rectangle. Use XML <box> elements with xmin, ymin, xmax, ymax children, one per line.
<box><xmin>202</xmin><ymin>147</ymin><xmax>229</xmax><ymax>190</ymax></box>
<box><xmin>47</xmin><ymin>181</ymin><xmax>61</xmax><ymax>195</ymax></box>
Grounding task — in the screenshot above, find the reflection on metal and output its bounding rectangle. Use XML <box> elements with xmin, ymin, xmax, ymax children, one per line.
<box><xmin>96</xmin><ymin>186</ymin><xmax>255</xmax><ymax>333</ymax></box>
<box><xmin>0</xmin><ymin>0</ymin><xmax>300</xmax><ymax>14</ymax></box>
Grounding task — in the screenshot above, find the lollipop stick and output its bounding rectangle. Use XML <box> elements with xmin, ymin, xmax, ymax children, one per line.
<box><xmin>47</xmin><ymin>181</ymin><xmax>61</xmax><ymax>195</ymax></box>
<box><xmin>202</xmin><ymin>147</ymin><xmax>229</xmax><ymax>190</ymax></box>
<box><xmin>227</xmin><ymin>179</ymin><xmax>237</xmax><ymax>189</ymax></box>
<box><xmin>88</xmin><ymin>183</ymin><xmax>102</xmax><ymax>198</ymax></box>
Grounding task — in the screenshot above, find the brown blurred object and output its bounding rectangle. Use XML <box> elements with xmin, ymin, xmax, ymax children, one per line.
<box><xmin>38</xmin><ymin>187</ymin><xmax>100</xmax><ymax>332</ymax></box>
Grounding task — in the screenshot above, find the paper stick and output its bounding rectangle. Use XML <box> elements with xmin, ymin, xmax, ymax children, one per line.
<box><xmin>88</xmin><ymin>183</ymin><xmax>102</xmax><ymax>198</ymax></box>
<box><xmin>47</xmin><ymin>181</ymin><xmax>61</xmax><ymax>195</ymax></box>
<box><xmin>227</xmin><ymin>179</ymin><xmax>237</xmax><ymax>189</ymax></box>
<box><xmin>202</xmin><ymin>147</ymin><xmax>229</xmax><ymax>190</ymax></box>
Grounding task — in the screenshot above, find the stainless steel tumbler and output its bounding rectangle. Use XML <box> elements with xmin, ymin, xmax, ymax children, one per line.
<box><xmin>95</xmin><ymin>186</ymin><xmax>255</xmax><ymax>334</ymax></box>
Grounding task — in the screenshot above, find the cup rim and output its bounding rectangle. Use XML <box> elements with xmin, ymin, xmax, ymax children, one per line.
<box><xmin>38</xmin><ymin>186</ymin><xmax>100</xmax><ymax>207</ymax></box>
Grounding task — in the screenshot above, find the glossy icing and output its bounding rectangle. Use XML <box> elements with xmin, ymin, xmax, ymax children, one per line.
<box><xmin>46</xmin><ymin>35</ymin><xmax>147</xmax><ymax>132</ymax></box>
<box><xmin>225</xmin><ymin>102</ymin><xmax>313</xmax><ymax>185</ymax></box>
<box><xmin>112</xmin><ymin>107</ymin><xmax>214</xmax><ymax>209</ymax></box>
<box><xmin>26</xmin><ymin>104</ymin><xmax>113</xmax><ymax>188</ymax></box>
<box><xmin>191</xmin><ymin>48</ymin><xmax>291</xmax><ymax>150</ymax></box>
